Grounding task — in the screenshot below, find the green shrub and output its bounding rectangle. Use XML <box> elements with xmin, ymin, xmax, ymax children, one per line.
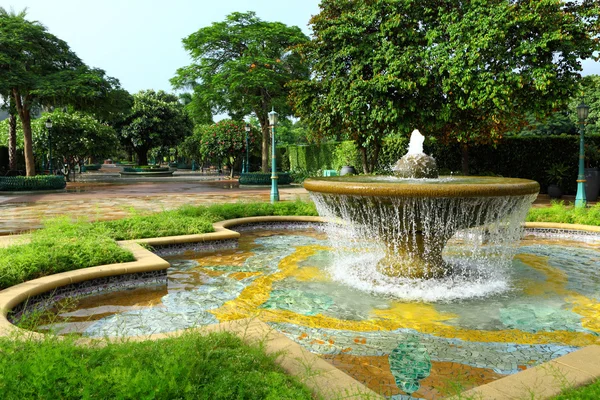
<box><xmin>0</xmin><ymin>175</ymin><xmax>66</xmax><ymax>191</ymax></box>
<box><xmin>332</xmin><ymin>141</ymin><xmax>360</xmax><ymax>170</ymax></box>
<box><xmin>526</xmin><ymin>201</ymin><xmax>600</xmax><ymax>226</ymax></box>
<box><xmin>239</xmin><ymin>172</ymin><xmax>293</xmax><ymax>185</ymax></box>
<box><xmin>0</xmin><ymin>331</ymin><xmax>313</xmax><ymax>400</ymax></box>
<box><xmin>287</xmin><ymin>142</ymin><xmax>338</xmax><ymax>171</ymax></box>
<box><xmin>83</xmin><ymin>164</ymin><xmax>101</xmax><ymax>171</ymax></box>
<box><xmin>0</xmin><ymin>219</ymin><xmax>134</xmax><ymax>290</ymax></box>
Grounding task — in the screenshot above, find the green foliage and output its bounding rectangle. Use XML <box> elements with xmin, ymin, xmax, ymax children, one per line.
<box><xmin>553</xmin><ymin>379</ymin><xmax>600</xmax><ymax>400</ymax></box>
<box><xmin>0</xmin><ymin>219</ymin><xmax>134</xmax><ymax>290</ymax></box>
<box><xmin>238</xmin><ymin>172</ymin><xmax>292</xmax><ymax>185</ymax></box>
<box><xmin>0</xmin><ymin>8</ymin><xmax>130</xmax><ymax>175</ymax></box>
<box><xmin>0</xmin><ymin>175</ymin><xmax>65</xmax><ymax>191</ymax></box>
<box><xmin>570</xmin><ymin>75</ymin><xmax>600</xmax><ymax>136</ymax></box>
<box><xmin>117</xmin><ymin>90</ymin><xmax>193</xmax><ymax>165</ymax></box>
<box><xmin>290</xmin><ymin>0</ymin><xmax>600</xmax><ymax>173</ymax></box>
<box><xmin>375</xmin><ymin>136</ymin><xmax>409</xmax><ymax>173</ymax></box>
<box><xmin>83</xmin><ymin>164</ymin><xmax>101</xmax><ymax>171</ymax></box>
<box><xmin>0</xmin><ymin>331</ymin><xmax>313</xmax><ymax>400</ymax></box>
<box><xmin>332</xmin><ymin>141</ymin><xmax>360</xmax><ymax>170</ymax></box>
<box><xmin>198</xmin><ymin>120</ymin><xmax>257</xmax><ymax>176</ymax></box>
<box><xmin>204</xmin><ymin>200</ymin><xmax>317</xmax><ymax>220</ymax></box>
<box><xmin>171</xmin><ymin>11</ymin><xmax>310</xmax><ymax>171</ymax></box>
<box><xmin>527</xmin><ymin>202</ymin><xmax>600</xmax><ymax>227</ymax></box>
<box><xmin>287</xmin><ymin>143</ymin><xmax>338</xmax><ymax>172</ymax></box>
<box><xmin>546</xmin><ymin>163</ymin><xmax>570</xmax><ymax>187</ymax></box>
<box><xmin>99</xmin><ymin>210</ymin><xmax>215</xmax><ymax>241</ymax></box>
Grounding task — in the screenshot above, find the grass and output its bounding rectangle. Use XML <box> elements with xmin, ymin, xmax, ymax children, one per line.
<box><xmin>553</xmin><ymin>379</ymin><xmax>600</xmax><ymax>399</ymax></box>
<box><xmin>526</xmin><ymin>201</ymin><xmax>600</xmax><ymax>226</ymax></box>
<box><xmin>0</xmin><ymin>218</ymin><xmax>135</xmax><ymax>290</ymax></box>
<box><xmin>0</xmin><ymin>331</ymin><xmax>315</xmax><ymax>400</ymax></box>
<box><xmin>0</xmin><ymin>200</ymin><xmax>317</xmax><ymax>289</ymax></box>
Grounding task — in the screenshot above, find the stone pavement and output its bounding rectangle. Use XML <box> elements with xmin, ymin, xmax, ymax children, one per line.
<box><xmin>0</xmin><ymin>179</ymin><xmax>310</xmax><ymax>235</ymax></box>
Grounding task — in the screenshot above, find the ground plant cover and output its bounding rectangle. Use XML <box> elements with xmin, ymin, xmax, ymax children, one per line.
<box><xmin>526</xmin><ymin>201</ymin><xmax>600</xmax><ymax>226</ymax></box>
<box><xmin>0</xmin><ymin>201</ymin><xmax>317</xmax><ymax>289</ymax></box>
<box><xmin>554</xmin><ymin>379</ymin><xmax>600</xmax><ymax>399</ymax></box>
<box><xmin>0</xmin><ymin>331</ymin><xmax>314</xmax><ymax>400</ymax></box>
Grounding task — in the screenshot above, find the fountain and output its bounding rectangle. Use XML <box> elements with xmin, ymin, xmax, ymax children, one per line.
<box><xmin>304</xmin><ymin>130</ymin><xmax>540</xmax><ymax>280</ymax></box>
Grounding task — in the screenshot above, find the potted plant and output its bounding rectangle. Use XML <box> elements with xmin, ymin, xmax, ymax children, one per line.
<box><xmin>584</xmin><ymin>142</ymin><xmax>600</xmax><ymax>202</ymax></box>
<box><xmin>334</xmin><ymin>141</ymin><xmax>359</xmax><ymax>176</ymax></box>
<box><xmin>546</xmin><ymin>163</ymin><xmax>569</xmax><ymax>199</ymax></box>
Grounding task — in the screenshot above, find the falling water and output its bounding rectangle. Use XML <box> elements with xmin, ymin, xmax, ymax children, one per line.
<box><xmin>310</xmin><ymin>189</ymin><xmax>537</xmax><ymax>302</ymax></box>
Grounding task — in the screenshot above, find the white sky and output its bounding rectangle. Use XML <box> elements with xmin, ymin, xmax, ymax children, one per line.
<box><xmin>4</xmin><ymin>0</ymin><xmax>600</xmax><ymax>95</ymax></box>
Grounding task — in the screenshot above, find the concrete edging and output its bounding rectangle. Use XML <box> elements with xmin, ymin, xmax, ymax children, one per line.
<box><xmin>0</xmin><ymin>218</ymin><xmax>599</xmax><ymax>399</ymax></box>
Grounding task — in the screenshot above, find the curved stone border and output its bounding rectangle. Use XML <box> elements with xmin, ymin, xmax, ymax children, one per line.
<box><xmin>119</xmin><ymin>171</ymin><xmax>174</xmax><ymax>177</ymax></box>
<box><xmin>0</xmin><ymin>189</ymin><xmax>67</xmax><ymax>195</ymax></box>
<box><xmin>0</xmin><ymin>218</ymin><xmax>598</xmax><ymax>399</ymax></box>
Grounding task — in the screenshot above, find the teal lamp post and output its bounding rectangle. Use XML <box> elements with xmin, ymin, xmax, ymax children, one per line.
<box><xmin>244</xmin><ymin>122</ymin><xmax>251</xmax><ymax>173</ymax></box>
<box><xmin>575</xmin><ymin>101</ymin><xmax>590</xmax><ymax>208</ymax></box>
<box><xmin>45</xmin><ymin>118</ymin><xmax>53</xmax><ymax>173</ymax></box>
<box><xmin>269</xmin><ymin>108</ymin><xmax>279</xmax><ymax>203</ymax></box>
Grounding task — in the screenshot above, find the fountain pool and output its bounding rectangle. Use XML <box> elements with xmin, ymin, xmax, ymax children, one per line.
<box><xmin>31</xmin><ymin>225</ymin><xmax>600</xmax><ymax>399</ymax></box>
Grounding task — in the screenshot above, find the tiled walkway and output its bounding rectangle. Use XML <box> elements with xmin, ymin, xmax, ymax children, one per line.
<box><xmin>0</xmin><ymin>179</ymin><xmax>310</xmax><ymax>235</ymax></box>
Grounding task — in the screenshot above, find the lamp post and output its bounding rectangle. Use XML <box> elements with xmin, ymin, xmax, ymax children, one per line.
<box><xmin>45</xmin><ymin>118</ymin><xmax>53</xmax><ymax>173</ymax></box>
<box><xmin>269</xmin><ymin>108</ymin><xmax>279</xmax><ymax>203</ymax></box>
<box><xmin>244</xmin><ymin>122</ymin><xmax>251</xmax><ymax>174</ymax></box>
<box><xmin>575</xmin><ymin>101</ymin><xmax>590</xmax><ymax>208</ymax></box>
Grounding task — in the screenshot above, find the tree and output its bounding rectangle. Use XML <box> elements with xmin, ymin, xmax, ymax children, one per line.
<box><xmin>0</xmin><ymin>8</ymin><xmax>130</xmax><ymax>176</ymax></box>
<box><xmin>290</xmin><ymin>0</ymin><xmax>600</xmax><ymax>174</ymax></box>
<box><xmin>171</xmin><ymin>11</ymin><xmax>310</xmax><ymax>172</ymax></box>
<box><xmin>0</xmin><ymin>110</ymin><xmax>118</xmax><ymax>179</ymax></box>
<box><xmin>198</xmin><ymin>120</ymin><xmax>257</xmax><ymax>178</ymax></box>
<box><xmin>117</xmin><ymin>90</ymin><xmax>193</xmax><ymax>165</ymax></box>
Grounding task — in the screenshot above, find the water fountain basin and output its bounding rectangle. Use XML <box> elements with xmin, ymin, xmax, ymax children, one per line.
<box><xmin>304</xmin><ymin>176</ymin><xmax>540</xmax><ymax>279</ymax></box>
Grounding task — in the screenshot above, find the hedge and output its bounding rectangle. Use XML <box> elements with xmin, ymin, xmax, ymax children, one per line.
<box><xmin>83</xmin><ymin>164</ymin><xmax>101</xmax><ymax>171</ymax></box>
<box><xmin>282</xmin><ymin>135</ymin><xmax>600</xmax><ymax>194</ymax></box>
<box><xmin>0</xmin><ymin>175</ymin><xmax>66</xmax><ymax>191</ymax></box>
<box><xmin>239</xmin><ymin>172</ymin><xmax>292</xmax><ymax>185</ymax></box>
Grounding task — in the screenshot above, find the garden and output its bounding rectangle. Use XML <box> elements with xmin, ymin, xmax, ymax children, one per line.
<box><xmin>2</xmin><ymin>1</ymin><xmax>600</xmax><ymax>399</ymax></box>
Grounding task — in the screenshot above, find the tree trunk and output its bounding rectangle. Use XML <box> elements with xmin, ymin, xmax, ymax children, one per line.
<box><xmin>461</xmin><ymin>143</ymin><xmax>469</xmax><ymax>175</ymax></box>
<box><xmin>13</xmin><ymin>90</ymin><xmax>35</xmax><ymax>176</ymax></box>
<box><xmin>360</xmin><ymin>146</ymin><xmax>368</xmax><ymax>174</ymax></box>
<box><xmin>261</xmin><ymin>124</ymin><xmax>269</xmax><ymax>172</ymax></box>
<box><xmin>136</xmin><ymin>149</ymin><xmax>148</xmax><ymax>166</ymax></box>
<box><xmin>8</xmin><ymin>111</ymin><xmax>17</xmax><ymax>171</ymax></box>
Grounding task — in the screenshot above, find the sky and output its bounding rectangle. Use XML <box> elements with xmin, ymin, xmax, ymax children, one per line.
<box><xmin>4</xmin><ymin>0</ymin><xmax>600</xmax><ymax>95</ymax></box>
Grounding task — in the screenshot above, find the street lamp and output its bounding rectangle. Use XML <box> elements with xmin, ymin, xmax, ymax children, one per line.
<box><xmin>244</xmin><ymin>122</ymin><xmax>251</xmax><ymax>174</ymax></box>
<box><xmin>45</xmin><ymin>118</ymin><xmax>53</xmax><ymax>173</ymax></box>
<box><xmin>268</xmin><ymin>108</ymin><xmax>279</xmax><ymax>203</ymax></box>
<box><xmin>575</xmin><ymin>101</ymin><xmax>590</xmax><ymax>208</ymax></box>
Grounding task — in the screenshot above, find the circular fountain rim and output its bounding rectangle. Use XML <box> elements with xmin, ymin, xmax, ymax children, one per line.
<box><xmin>303</xmin><ymin>176</ymin><xmax>540</xmax><ymax>198</ymax></box>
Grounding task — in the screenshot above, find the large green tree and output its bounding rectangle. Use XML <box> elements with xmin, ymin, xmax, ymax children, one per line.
<box><xmin>171</xmin><ymin>11</ymin><xmax>310</xmax><ymax>172</ymax></box>
<box><xmin>0</xmin><ymin>8</ymin><xmax>130</xmax><ymax>176</ymax></box>
<box><xmin>117</xmin><ymin>90</ymin><xmax>193</xmax><ymax>166</ymax></box>
<box><xmin>290</xmin><ymin>0</ymin><xmax>600</xmax><ymax>174</ymax></box>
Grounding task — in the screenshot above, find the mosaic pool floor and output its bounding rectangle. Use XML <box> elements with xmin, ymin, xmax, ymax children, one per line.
<box><xmin>37</xmin><ymin>228</ymin><xmax>600</xmax><ymax>399</ymax></box>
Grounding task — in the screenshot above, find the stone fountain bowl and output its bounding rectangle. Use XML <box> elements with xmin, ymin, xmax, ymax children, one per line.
<box><xmin>303</xmin><ymin>175</ymin><xmax>540</xmax><ymax>198</ymax></box>
<box><xmin>304</xmin><ymin>176</ymin><xmax>540</xmax><ymax>278</ymax></box>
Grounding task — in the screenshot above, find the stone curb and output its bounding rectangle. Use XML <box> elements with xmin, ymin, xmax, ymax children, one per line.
<box><xmin>0</xmin><ymin>218</ymin><xmax>599</xmax><ymax>399</ymax></box>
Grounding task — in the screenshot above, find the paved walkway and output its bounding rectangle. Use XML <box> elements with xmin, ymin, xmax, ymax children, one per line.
<box><xmin>0</xmin><ymin>176</ymin><xmax>594</xmax><ymax>235</ymax></box>
<box><xmin>0</xmin><ymin>179</ymin><xmax>310</xmax><ymax>235</ymax></box>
